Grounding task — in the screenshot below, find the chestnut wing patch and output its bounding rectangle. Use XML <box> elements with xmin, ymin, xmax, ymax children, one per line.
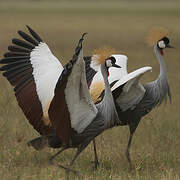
<box><xmin>0</xmin><ymin>26</ymin><xmax>63</xmax><ymax>135</ymax></box>
<box><xmin>48</xmin><ymin>60</ymin><xmax>77</xmax><ymax>144</ymax></box>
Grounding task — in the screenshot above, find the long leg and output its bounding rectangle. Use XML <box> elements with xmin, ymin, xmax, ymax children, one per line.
<box><xmin>125</xmin><ymin>133</ymin><xmax>134</xmax><ymax>170</ymax></box>
<box><xmin>126</xmin><ymin>120</ymin><xmax>140</xmax><ymax>170</ymax></box>
<box><xmin>65</xmin><ymin>144</ymin><xmax>89</xmax><ymax>180</ymax></box>
<box><xmin>52</xmin><ymin>143</ymin><xmax>88</xmax><ymax>179</ymax></box>
<box><xmin>93</xmin><ymin>139</ymin><xmax>99</xmax><ymax>170</ymax></box>
<box><xmin>65</xmin><ymin>148</ymin><xmax>83</xmax><ymax>180</ymax></box>
<box><xmin>49</xmin><ymin>147</ymin><xmax>68</xmax><ymax>164</ymax></box>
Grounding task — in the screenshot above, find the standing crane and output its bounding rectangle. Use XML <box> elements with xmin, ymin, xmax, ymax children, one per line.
<box><xmin>0</xmin><ymin>26</ymin><xmax>122</xmax><ymax>178</ymax></box>
<box><xmin>86</xmin><ymin>28</ymin><xmax>173</xmax><ymax>169</ymax></box>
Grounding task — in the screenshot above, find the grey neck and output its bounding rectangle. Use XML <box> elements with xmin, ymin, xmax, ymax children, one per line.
<box><xmin>154</xmin><ymin>45</ymin><xmax>167</xmax><ymax>78</ymax></box>
<box><xmin>99</xmin><ymin>64</ymin><xmax>119</xmax><ymax>128</ymax></box>
<box><xmin>151</xmin><ymin>44</ymin><xmax>171</xmax><ymax>104</ymax></box>
<box><xmin>101</xmin><ymin>65</ymin><xmax>113</xmax><ymax>100</ymax></box>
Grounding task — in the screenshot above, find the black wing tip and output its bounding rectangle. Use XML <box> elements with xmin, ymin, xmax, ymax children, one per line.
<box><xmin>74</xmin><ymin>32</ymin><xmax>88</xmax><ymax>56</ymax></box>
<box><xmin>26</xmin><ymin>25</ymin><xmax>30</xmax><ymax>28</ymax></box>
<box><xmin>17</xmin><ymin>30</ymin><xmax>26</xmax><ymax>37</ymax></box>
<box><xmin>17</xmin><ymin>30</ymin><xmax>24</xmax><ymax>34</ymax></box>
<box><xmin>0</xmin><ymin>66</ymin><xmax>5</xmax><ymax>71</ymax></box>
<box><xmin>25</xmin><ymin>25</ymin><xmax>43</xmax><ymax>43</ymax></box>
<box><xmin>0</xmin><ymin>57</ymin><xmax>6</xmax><ymax>64</ymax></box>
<box><xmin>26</xmin><ymin>25</ymin><xmax>32</xmax><ymax>32</ymax></box>
<box><xmin>80</xmin><ymin>32</ymin><xmax>88</xmax><ymax>44</ymax></box>
<box><xmin>12</xmin><ymin>38</ymin><xmax>35</xmax><ymax>50</ymax></box>
<box><xmin>18</xmin><ymin>28</ymin><xmax>40</xmax><ymax>46</ymax></box>
<box><xmin>82</xmin><ymin>32</ymin><xmax>88</xmax><ymax>39</ymax></box>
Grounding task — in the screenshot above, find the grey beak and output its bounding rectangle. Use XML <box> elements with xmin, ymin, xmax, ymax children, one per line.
<box><xmin>166</xmin><ymin>44</ymin><xmax>174</xmax><ymax>48</ymax></box>
<box><xmin>112</xmin><ymin>64</ymin><xmax>121</xmax><ymax>68</ymax></box>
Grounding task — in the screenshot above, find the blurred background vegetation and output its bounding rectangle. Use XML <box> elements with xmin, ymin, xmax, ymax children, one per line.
<box><xmin>0</xmin><ymin>0</ymin><xmax>179</xmax><ymax>179</ymax></box>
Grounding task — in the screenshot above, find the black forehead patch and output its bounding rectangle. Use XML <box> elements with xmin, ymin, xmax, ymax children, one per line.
<box><xmin>161</xmin><ymin>37</ymin><xmax>170</xmax><ymax>45</ymax></box>
<box><xmin>109</xmin><ymin>56</ymin><xmax>116</xmax><ymax>64</ymax></box>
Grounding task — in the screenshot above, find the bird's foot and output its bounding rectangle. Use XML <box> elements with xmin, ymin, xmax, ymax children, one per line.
<box><xmin>128</xmin><ymin>163</ymin><xmax>134</xmax><ymax>172</ymax></box>
<box><xmin>49</xmin><ymin>156</ymin><xmax>55</xmax><ymax>165</ymax></box>
<box><xmin>57</xmin><ymin>164</ymin><xmax>81</xmax><ymax>180</ymax></box>
<box><xmin>126</xmin><ymin>159</ymin><xmax>135</xmax><ymax>173</ymax></box>
<box><xmin>126</xmin><ymin>150</ymin><xmax>134</xmax><ymax>172</ymax></box>
<box><xmin>49</xmin><ymin>147</ymin><xmax>68</xmax><ymax>166</ymax></box>
<box><xmin>91</xmin><ymin>160</ymin><xmax>99</xmax><ymax>171</ymax></box>
<box><xmin>127</xmin><ymin>165</ymin><xmax>136</xmax><ymax>176</ymax></box>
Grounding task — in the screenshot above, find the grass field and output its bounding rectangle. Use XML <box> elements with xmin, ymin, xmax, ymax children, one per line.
<box><xmin>0</xmin><ymin>1</ymin><xmax>180</xmax><ymax>179</ymax></box>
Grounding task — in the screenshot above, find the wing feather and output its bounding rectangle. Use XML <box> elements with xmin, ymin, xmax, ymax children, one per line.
<box><xmin>18</xmin><ymin>30</ymin><xmax>39</xmax><ymax>46</ymax></box>
<box><xmin>48</xmin><ymin>50</ymin><xmax>80</xmax><ymax>143</ymax></box>
<box><xmin>112</xmin><ymin>67</ymin><xmax>152</xmax><ymax>111</ymax></box>
<box><xmin>4</xmin><ymin>52</ymin><xmax>29</xmax><ymax>58</ymax></box>
<box><xmin>65</xmin><ymin>50</ymin><xmax>98</xmax><ymax>133</ymax></box>
<box><xmin>8</xmin><ymin>45</ymin><xmax>31</xmax><ymax>53</ymax></box>
<box><xmin>26</xmin><ymin>25</ymin><xmax>43</xmax><ymax>43</ymax></box>
<box><xmin>0</xmin><ymin>26</ymin><xmax>63</xmax><ymax>135</ymax></box>
<box><xmin>84</xmin><ymin>56</ymin><xmax>97</xmax><ymax>87</ymax></box>
<box><xmin>12</xmin><ymin>38</ymin><xmax>35</xmax><ymax>50</ymax></box>
<box><xmin>49</xmin><ymin>34</ymin><xmax>97</xmax><ymax>144</ymax></box>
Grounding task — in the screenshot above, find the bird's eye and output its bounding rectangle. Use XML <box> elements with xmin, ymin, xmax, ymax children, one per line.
<box><xmin>109</xmin><ymin>56</ymin><xmax>116</xmax><ymax>64</ymax></box>
<box><xmin>106</xmin><ymin>59</ymin><xmax>112</xmax><ymax>67</ymax></box>
<box><xmin>158</xmin><ymin>40</ymin><xmax>166</xmax><ymax>49</ymax></box>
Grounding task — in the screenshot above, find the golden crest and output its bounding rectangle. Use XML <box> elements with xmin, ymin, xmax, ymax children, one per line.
<box><xmin>147</xmin><ymin>27</ymin><xmax>168</xmax><ymax>46</ymax></box>
<box><xmin>92</xmin><ymin>47</ymin><xmax>116</xmax><ymax>66</ymax></box>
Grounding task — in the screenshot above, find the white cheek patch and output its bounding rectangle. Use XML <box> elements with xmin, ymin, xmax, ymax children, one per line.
<box><xmin>158</xmin><ymin>40</ymin><xmax>166</xmax><ymax>48</ymax></box>
<box><xmin>106</xmin><ymin>60</ymin><xmax>112</xmax><ymax>67</ymax></box>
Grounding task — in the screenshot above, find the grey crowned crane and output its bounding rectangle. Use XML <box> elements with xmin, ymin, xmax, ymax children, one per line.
<box><xmin>0</xmin><ymin>26</ymin><xmax>122</xmax><ymax>178</ymax></box>
<box><xmin>86</xmin><ymin>28</ymin><xmax>173</xmax><ymax>169</ymax></box>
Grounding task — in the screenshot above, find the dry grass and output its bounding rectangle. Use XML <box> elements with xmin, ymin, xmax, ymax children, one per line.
<box><xmin>0</xmin><ymin>1</ymin><xmax>180</xmax><ymax>179</ymax></box>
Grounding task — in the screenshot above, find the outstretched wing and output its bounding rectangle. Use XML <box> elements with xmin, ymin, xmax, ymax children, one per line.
<box><xmin>0</xmin><ymin>26</ymin><xmax>63</xmax><ymax>135</ymax></box>
<box><xmin>111</xmin><ymin>67</ymin><xmax>152</xmax><ymax>111</ymax></box>
<box><xmin>49</xmin><ymin>34</ymin><xmax>98</xmax><ymax>144</ymax></box>
<box><xmin>65</xmin><ymin>49</ymin><xmax>98</xmax><ymax>133</ymax></box>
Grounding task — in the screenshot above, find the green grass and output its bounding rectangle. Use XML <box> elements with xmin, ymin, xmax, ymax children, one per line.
<box><xmin>0</xmin><ymin>1</ymin><xmax>180</xmax><ymax>179</ymax></box>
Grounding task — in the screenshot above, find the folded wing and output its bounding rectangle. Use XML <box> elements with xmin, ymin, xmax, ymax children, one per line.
<box><xmin>111</xmin><ymin>67</ymin><xmax>152</xmax><ymax>111</ymax></box>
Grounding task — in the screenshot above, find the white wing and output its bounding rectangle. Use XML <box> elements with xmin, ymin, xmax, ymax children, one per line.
<box><xmin>65</xmin><ymin>49</ymin><xmax>98</xmax><ymax>133</ymax></box>
<box><xmin>112</xmin><ymin>67</ymin><xmax>152</xmax><ymax>111</ymax></box>
<box><xmin>30</xmin><ymin>42</ymin><xmax>63</xmax><ymax>117</ymax></box>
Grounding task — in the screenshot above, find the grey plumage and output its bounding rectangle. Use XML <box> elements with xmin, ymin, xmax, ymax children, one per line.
<box><xmin>143</xmin><ymin>45</ymin><xmax>171</xmax><ymax>106</ymax></box>
<box><xmin>96</xmin><ymin>65</ymin><xmax>121</xmax><ymax>128</ymax></box>
<box><xmin>92</xmin><ymin>38</ymin><xmax>172</xmax><ymax>169</ymax></box>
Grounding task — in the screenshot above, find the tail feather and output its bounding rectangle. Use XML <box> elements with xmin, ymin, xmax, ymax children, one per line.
<box><xmin>27</xmin><ymin>135</ymin><xmax>62</xmax><ymax>150</ymax></box>
<box><xmin>27</xmin><ymin>136</ymin><xmax>48</xmax><ymax>150</ymax></box>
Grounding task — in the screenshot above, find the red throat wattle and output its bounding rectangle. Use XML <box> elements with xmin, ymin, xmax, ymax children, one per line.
<box><xmin>160</xmin><ymin>49</ymin><xmax>164</xmax><ymax>56</ymax></box>
<box><xmin>107</xmin><ymin>70</ymin><xmax>109</xmax><ymax>77</ymax></box>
